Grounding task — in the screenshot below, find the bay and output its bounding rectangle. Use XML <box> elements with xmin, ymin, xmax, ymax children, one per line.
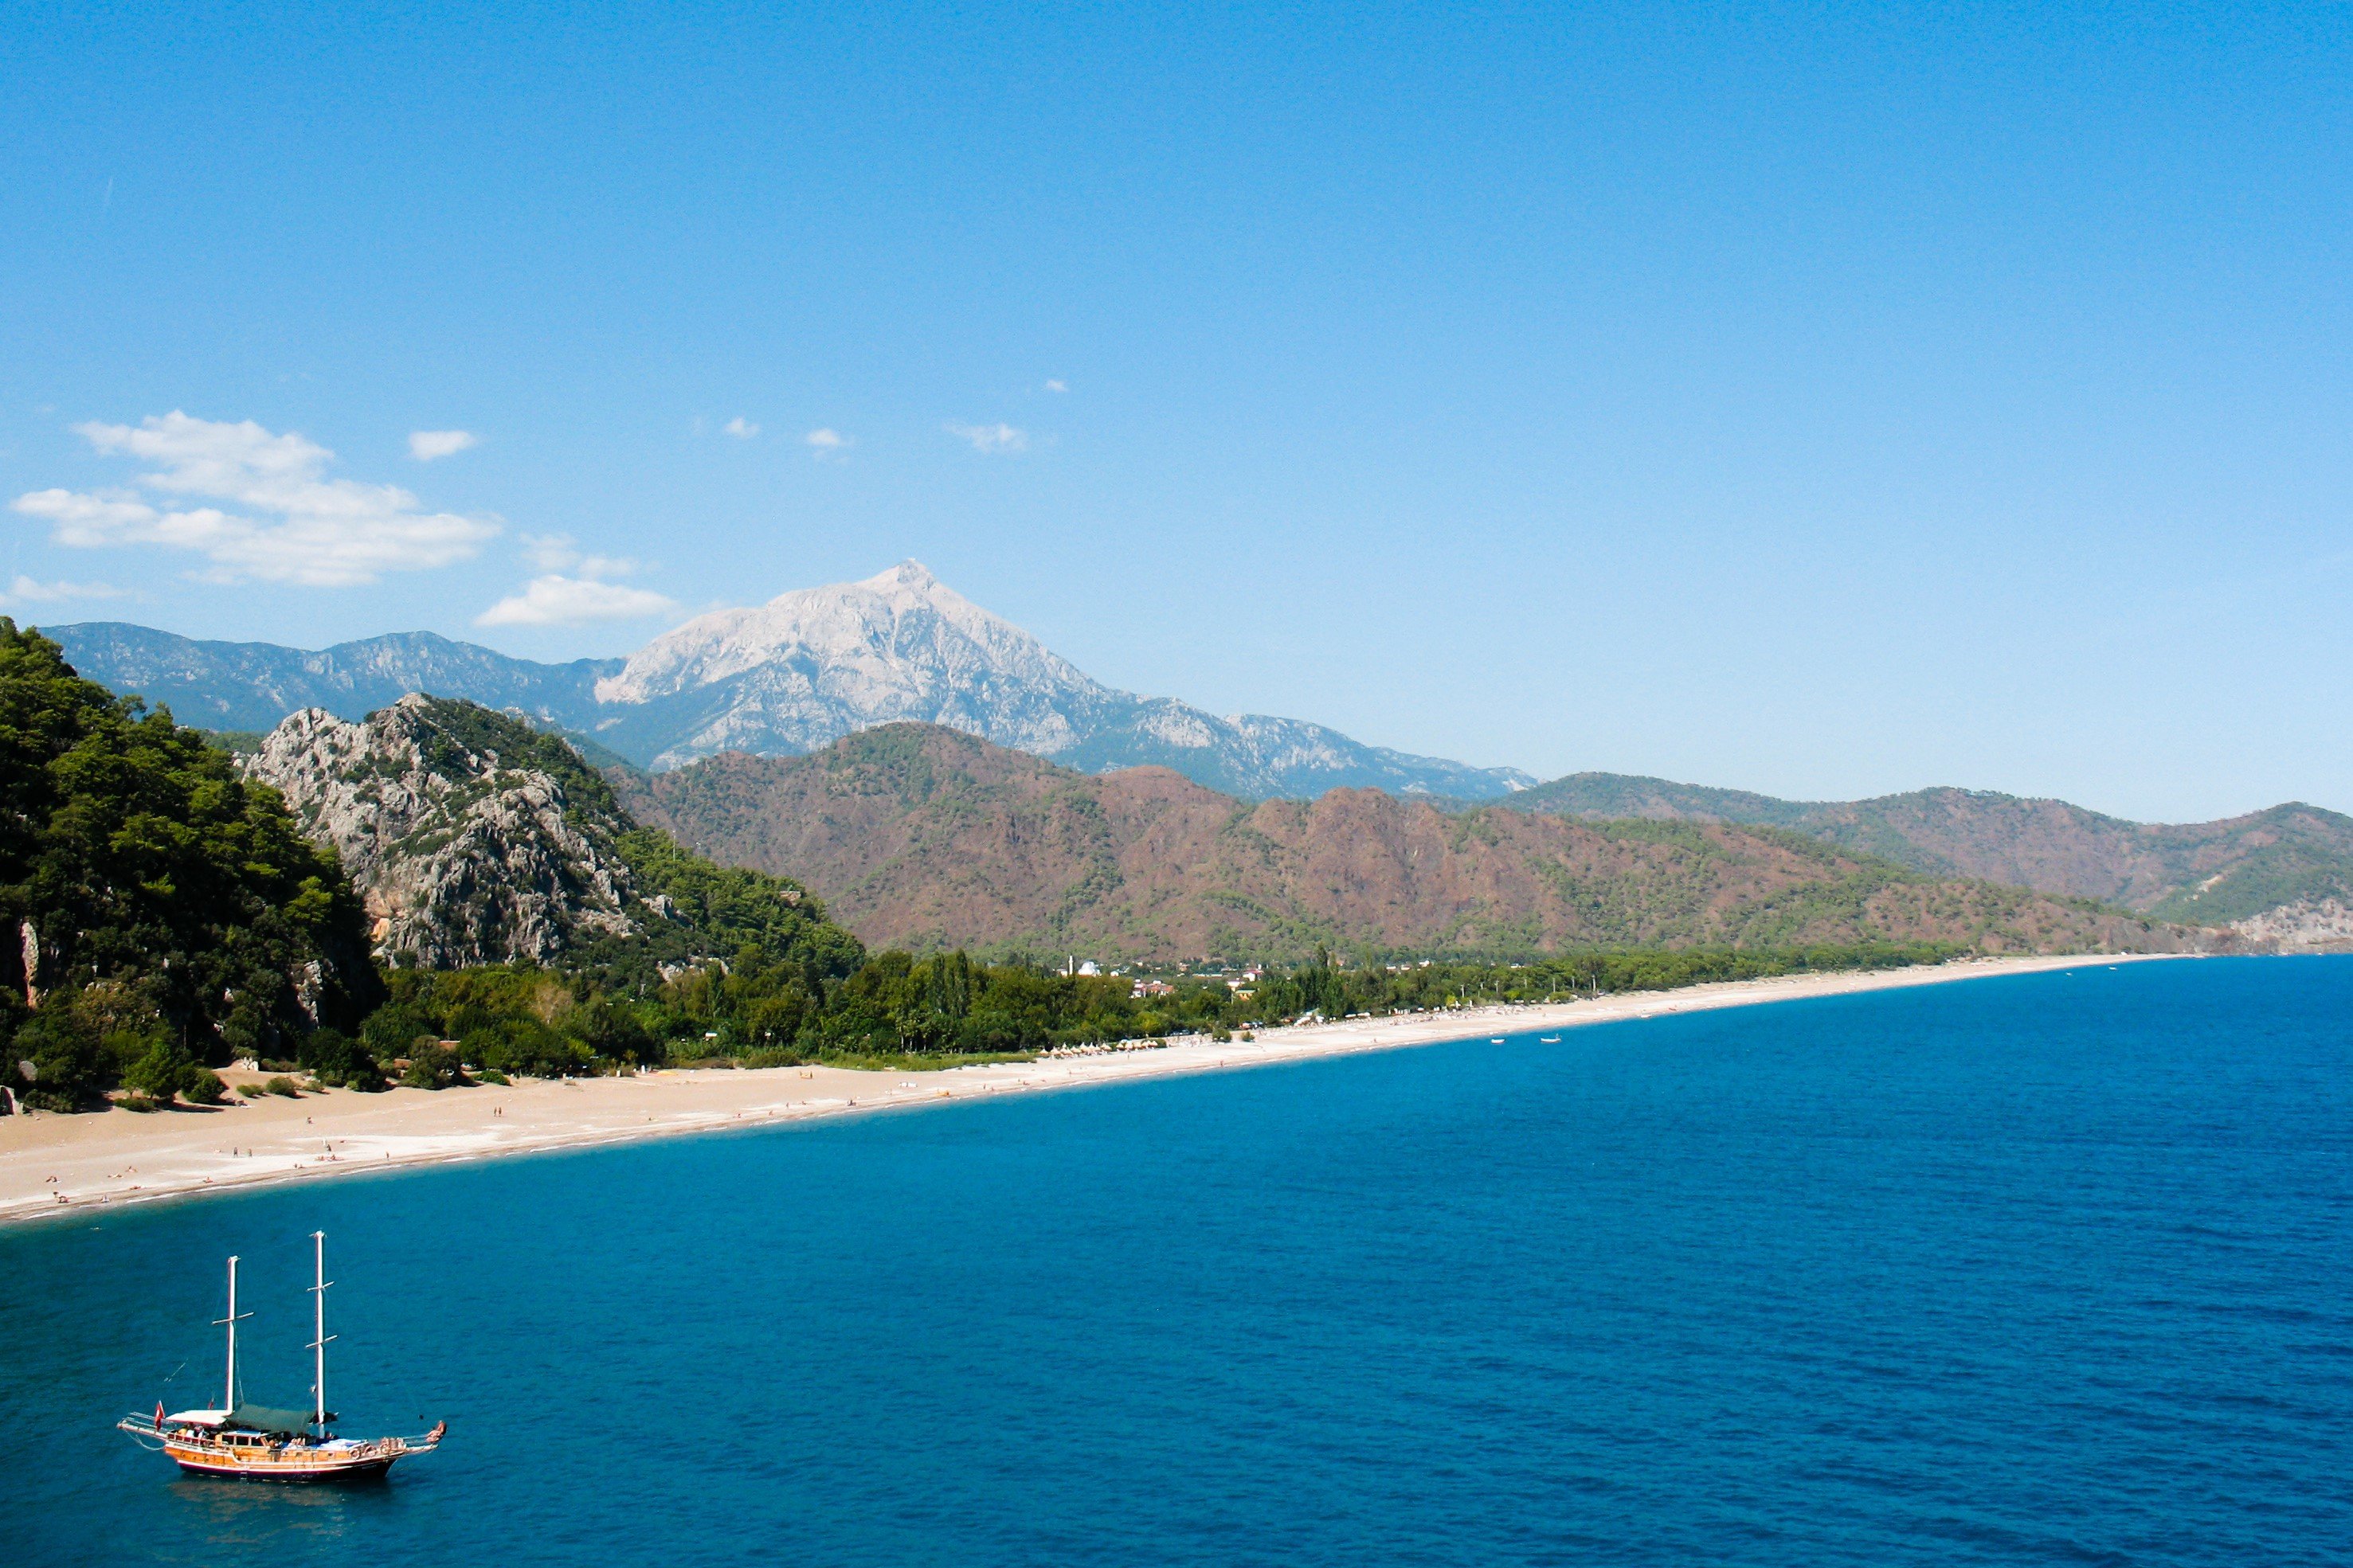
<box><xmin>5</xmin><ymin>957</ymin><xmax>2349</xmax><ymax>1566</ymax></box>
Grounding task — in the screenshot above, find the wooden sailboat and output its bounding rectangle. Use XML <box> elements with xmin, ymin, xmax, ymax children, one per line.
<box><xmin>117</xmin><ymin>1231</ymin><xmax>444</xmax><ymax>1482</ymax></box>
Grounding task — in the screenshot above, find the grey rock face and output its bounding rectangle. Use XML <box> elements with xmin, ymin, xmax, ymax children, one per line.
<box><xmin>242</xmin><ymin>697</ymin><xmax>640</xmax><ymax>967</ymax></box>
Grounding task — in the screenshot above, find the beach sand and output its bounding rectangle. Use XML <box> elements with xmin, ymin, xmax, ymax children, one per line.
<box><xmin>0</xmin><ymin>954</ymin><xmax>2171</xmax><ymax>1225</ymax></box>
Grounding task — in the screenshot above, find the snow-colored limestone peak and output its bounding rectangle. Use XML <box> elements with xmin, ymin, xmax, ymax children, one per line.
<box><xmin>593</xmin><ymin>560</ymin><xmax>1114</xmax><ymax>768</ymax></box>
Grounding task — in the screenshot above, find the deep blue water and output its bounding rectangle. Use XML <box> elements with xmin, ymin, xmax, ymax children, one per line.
<box><xmin>6</xmin><ymin>957</ymin><xmax>2351</xmax><ymax>1566</ymax></box>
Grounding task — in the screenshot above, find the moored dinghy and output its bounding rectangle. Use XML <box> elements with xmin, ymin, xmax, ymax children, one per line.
<box><xmin>117</xmin><ymin>1232</ymin><xmax>444</xmax><ymax>1482</ymax></box>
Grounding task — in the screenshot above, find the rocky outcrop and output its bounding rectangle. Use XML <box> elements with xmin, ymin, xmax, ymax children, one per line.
<box><xmin>2230</xmin><ymin>897</ymin><xmax>2353</xmax><ymax>951</ymax></box>
<box><xmin>243</xmin><ymin>696</ymin><xmax>645</xmax><ymax>967</ymax></box>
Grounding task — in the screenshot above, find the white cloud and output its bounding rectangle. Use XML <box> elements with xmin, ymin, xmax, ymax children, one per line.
<box><xmin>723</xmin><ymin>416</ymin><xmax>760</xmax><ymax>439</ymax></box>
<box><xmin>476</xmin><ymin>575</ymin><xmax>679</xmax><ymax>627</ymax></box>
<box><xmin>3</xmin><ymin>575</ymin><xmax>123</xmax><ymax>603</ymax></box>
<box><xmin>805</xmin><ymin>428</ymin><xmax>850</xmax><ymax>460</ymax></box>
<box><xmin>12</xmin><ymin>412</ymin><xmax>498</xmax><ymax>587</ymax></box>
<box><xmin>409</xmin><ymin>428</ymin><xmax>477</xmax><ymax>461</ymax></box>
<box><xmin>946</xmin><ymin>421</ymin><xmax>1028</xmax><ymax>454</ymax></box>
<box><xmin>1044</xmin><ymin>379</ymin><xmax>1067</xmax><ymax>393</ymax></box>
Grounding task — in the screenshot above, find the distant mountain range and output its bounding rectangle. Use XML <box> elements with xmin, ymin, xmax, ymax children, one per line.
<box><xmin>46</xmin><ymin>561</ymin><xmax>1535</xmax><ymax>800</ymax></box>
<box><xmin>40</xmin><ymin>562</ymin><xmax>2352</xmax><ymax>948</ymax></box>
<box><xmin>611</xmin><ymin>722</ymin><xmax>2214</xmax><ymax>962</ymax></box>
<box><xmin>1498</xmin><ymin>774</ymin><xmax>2353</xmax><ymax>943</ymax></box>
<box><xmin>48</xmin><ymin>620</ymin><xmax>618</xmax><ymax>735</ymax></box>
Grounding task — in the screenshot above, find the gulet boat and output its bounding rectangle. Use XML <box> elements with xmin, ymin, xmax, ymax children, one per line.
<box><xmin>117</xmin><ymin>1231</ymin><xmax>444</xmax><ymax>1482</ymax></box>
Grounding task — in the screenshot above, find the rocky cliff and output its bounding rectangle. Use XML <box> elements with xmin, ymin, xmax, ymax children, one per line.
<box><xmin>241</xmin><ymin>695</ymin><xmax>863</xmax><ymax>977</ymax></box>
<box><xmin>243</xmin><ymin>696</ymin><xmax>651</xmax><ymax>966</ymax></box>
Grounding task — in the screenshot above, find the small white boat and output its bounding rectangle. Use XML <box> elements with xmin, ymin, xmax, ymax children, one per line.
<box><xmin>1540</xmin><ymin>1035</ymin><xmax>1560</xmax><ymax>1043</ymax></box>
<box><xmin>117</xmin><ymin>1232</ymin><xmax>443</xmax><ymax>1483</ymax></box>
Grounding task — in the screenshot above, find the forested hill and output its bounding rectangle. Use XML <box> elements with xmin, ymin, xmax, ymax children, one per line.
<box><xmin>0</xmin><ymin>620</ymin><xmax>382</xmax><ymax>1105</ymax></box>
<box><xmin>611</xmin><ymin>723</ymin><xmax>2218</xmax><ymax>964</ymax></box>
<box><xmin>1500</xmin><ymin>774</ymin><xmax>2353</xmax><ymax>942</ymax></box>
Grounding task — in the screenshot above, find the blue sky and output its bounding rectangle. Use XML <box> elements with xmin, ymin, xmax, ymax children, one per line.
<box><xmin>2</xmin><ymin>3</ymin><xmax>2347</xmax><ymax>821</ymax></box>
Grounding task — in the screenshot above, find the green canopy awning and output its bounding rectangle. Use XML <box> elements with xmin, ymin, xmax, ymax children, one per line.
<box><xmin>226</xmin><ymin>1402</ymin><xmax>321</xmax><ymax>1435</ymax></box>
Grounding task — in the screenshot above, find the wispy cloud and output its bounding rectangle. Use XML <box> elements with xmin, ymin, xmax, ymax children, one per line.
<box><xmin>408</xmin><ymin>428</ymin><xmax>477</xmax><ymax>461</ymax></box>
<box><xmin>476</xmin><ymin>575</ymin><xmax>679</xmax><ymax>627</ymax></box>
<box><xmin>521</xmin><ymin>531</ymin><xmax>581</xmax><ymax>572</ymax></box>
<box><xmin>1044</xmin><ymin>379</ymin><xmax>1067</xmax><ymax>393</ymax></box>
<box><xmin>519</xmin><ymin>532</ymin><xmax>637</xmax><ymax>577</ymax></box>
<box><xmin>946</xmin><ymin>421</ymin><xmax>1028</xmax><ymax>454</ymax></box>
<box><xmin>723</xmin><ymin>416</ymin><xmax>760</xmax><ymax>439</ymax></box>
<box><xmin>12</xmin><ymin>412</ymin><xmax>498</xmax><ymax>586</ymax></box>
<box><xmin>805</xmin><ymin>428</ymin><xmax>851</xmax><ymax>461</ymax></box>
<box><xmin>3</xmin><ymin>575</ymin><xmax>124</xmax><ymax>603</ymax></box>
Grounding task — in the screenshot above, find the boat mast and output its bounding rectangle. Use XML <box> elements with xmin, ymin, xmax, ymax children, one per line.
<box><xmin>307</xmin><ymin>1230</ymin><xmax>335</xmax><ymax>1430</ymax></box>
<box><xmin>213</xmin><ymin>1255</ymin><xmax>252</xmax><ymax>1411</ymax></box>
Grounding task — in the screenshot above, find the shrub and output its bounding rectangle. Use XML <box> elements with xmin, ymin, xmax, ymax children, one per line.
<box><xmin>399</xmin><ymin>1039</ymin><xmax>466</xmax><ymax>1090</ymax></box>
<box><xmin>474</xmin><ymin>1068</ymin><xmax>510</xmax><ymax>1085</ymax></box>
<box><xmin>263</xmin><ymin>1076</ymin><xmax>303</xmax><ymax>1097</ymax></box>
<box><xmin>297</xmin><ymin>1027</ymin><xmax>384</xmax><ymax>1091</ymax></box>
<box><xmin>13</xmin><ymin>1011</ymin><xmax>108</xmax><ymax>1111</ymax></box>
<box><xmin>359</xmin><ymin>1006</ymin><xmax>433</xmax><ymax>1060</ymax></box>
<box><xmin>123</xmin><ymin>1039</ymin><xmax>198</xmax><ymax>1103</ymax></box>
<box><xmin>180</xmin><ymin>1066</ymin><xmax>226</xmax><ymax>1105</ymax></box>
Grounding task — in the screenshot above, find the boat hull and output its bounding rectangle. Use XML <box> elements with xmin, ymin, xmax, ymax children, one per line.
<box><xmin>170</xmin><ymin>1453</ymin><xmax>399</xmax><ymax>1483</ymax></box>
<box><xmin>160</xmin><ymin>1435</ymin><xmax>411</xmax><ymax>1483</ymax></box>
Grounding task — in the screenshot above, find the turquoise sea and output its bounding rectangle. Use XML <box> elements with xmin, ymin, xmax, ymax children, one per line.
<box><xmin>5</xmin><ymin>958</ymin><xmax>2349</xmax><ymax>1566</ymax></box>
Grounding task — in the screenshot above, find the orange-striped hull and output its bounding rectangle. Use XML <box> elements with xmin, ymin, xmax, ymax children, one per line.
<box><xmin>163</xmin><ymin>1436</ymin><xmax>405</xmax><ymax>1483</ymax></box>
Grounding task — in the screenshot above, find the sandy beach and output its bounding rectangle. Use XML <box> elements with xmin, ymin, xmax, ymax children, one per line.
<box><xmin>0</xmin><ymin>953</ymin><xmax>2172</xmax><ymax>1226</ymax></box>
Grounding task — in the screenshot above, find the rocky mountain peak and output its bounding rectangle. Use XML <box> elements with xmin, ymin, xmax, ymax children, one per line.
<box><xmin>588</xmin><ymin>560</ymin><xmax>1112</xmax><ymax>768</ymax></box>
<box><xmin>57</xmin><ymin>565</ymin><xmax>1541</xmax><ymax>799</ymax></box>
<box><xmin>242</xmin><ymin>695</ymin><xmax>646</xmax><ymax>967</ymax></box>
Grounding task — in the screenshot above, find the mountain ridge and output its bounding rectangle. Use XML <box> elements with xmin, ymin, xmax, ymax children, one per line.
<box><xmin>1498</xmin><ymin>773</ymin><xmax>2353</xmax><ymax>939</ymax></box>
<box><xmin>46</xmin><ymin>561</ymin><xmax>1534</xmax><ymax>800</ymax></box>
<box><xmin>610</xmin><ymin>722</ymin><xmax>2219</xmax><ymax>964</ymax></box>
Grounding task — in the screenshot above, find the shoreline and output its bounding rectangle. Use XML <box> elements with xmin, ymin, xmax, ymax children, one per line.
<box><xmin>0</xmin><ymin>953</ymin><xmax>2179</xmax><ymax>1227</ymax></box>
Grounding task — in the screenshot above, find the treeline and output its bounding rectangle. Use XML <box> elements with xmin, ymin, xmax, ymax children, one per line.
<box><xmin>221</xmin><ymin>937</ymin><xmax>1963</xmax><ymax>1092</ymax></box>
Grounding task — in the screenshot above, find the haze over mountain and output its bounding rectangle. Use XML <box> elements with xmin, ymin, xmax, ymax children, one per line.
<box><xmin>611</xmin><ymin>722</ymin><xmax>2214</xmax><ymax>964</ymax></box>
<box><xmin>1501</xmin><ymin>775</ymin><xmax>2353</xmax><ymax>946</ymax></box>
<box><xmin>48</xmin><ymin>561</ymin><xmax>1534</xmax><ymax>800</ymax></box>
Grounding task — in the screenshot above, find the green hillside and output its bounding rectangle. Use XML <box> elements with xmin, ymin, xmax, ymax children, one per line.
<box><xmin>0</xmin><ymin>620</ymin><xmax>381</xmax><ymax>1108</ymax></box>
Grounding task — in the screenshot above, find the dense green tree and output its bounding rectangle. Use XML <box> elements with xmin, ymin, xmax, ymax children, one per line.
<box><xmin>297</xmin><ymin>1027</ymin><xmax>386</xmax><ymax>1091</ymax></box>
<box><xmin>0</xmin><ymin>620</ymin><xmax>381</xmax><ymax>1102</ymax></box>
<box><xmin>400</xmin><ymin>1038</ymin><xmax>467</xmax><ymax>1089</ymax></box>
